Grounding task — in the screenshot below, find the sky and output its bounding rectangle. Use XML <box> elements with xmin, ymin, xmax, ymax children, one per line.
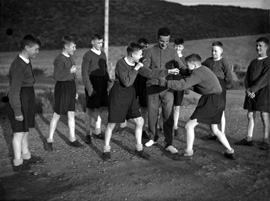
<box><xmin>165</xmin><ymin>0</ymin><xmax>270</xmax><ymax>9</ymax></box>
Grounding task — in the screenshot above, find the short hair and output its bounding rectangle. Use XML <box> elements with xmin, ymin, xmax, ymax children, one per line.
<box><xmin>256</xmin><ymin>37</ymin><xmax>269</xmax><ymax>46</ymax></box>
<box><xmin>157</xmin><ymin>27</ymin><xmax>171</xmax><ymax>37</ymax></box>
<box><xmin>212</xmin><ymin>41</ymin><xmax>223</xmax><ymax>48</ymax></box>
<box><xmin>126</xmin><ymin>42</ymin><xmax>143</xmax><ymax>55</ymax></box>
<box><xmin>91</xmin><ymin>33</ymin><xmax>103</xmax><ymax>41</ymax></box>
<box><xmin>137</xmin><ymin>38</ymin><xmax>148</xmax><ymax>45</ymax></box>
<box><xmin>174</xmin><ymin>38</ymin><xmax>184</xmax><ymax>45</ymax></box>
<box><xmin>185</xmin><ymin>54</ymin><xmax>202</xmax><ymax>63</ymax></box>
<box><xmin>61</xmin><ymin>35</ymin><xmax>75</xmax><ymax>48</ymax></box>
<box><xmin>20</xmin><ymin>35</ymin><xmax>41</xmax><ymax>50</ymax></box>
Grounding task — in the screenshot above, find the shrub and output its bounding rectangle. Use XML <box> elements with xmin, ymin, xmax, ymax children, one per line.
<box><xmin>33</xmin><ymin>67</ymin><xmax>47</xmax><ymax>77</ymax></box>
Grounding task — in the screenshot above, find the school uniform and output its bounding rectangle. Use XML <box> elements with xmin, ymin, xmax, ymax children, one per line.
<box><xmin>81</xmin><ymin>49</ymin><xmax>109</xmax><ymax>109</ymax></box>
<box><xmin>7</xmin><ymin>55</ymin><xmax>35</xmax><ymax>133</ymax></box>
<box><xmin>53</xmin><ymin>53</ymin><xmax>78</xmax><ymax>115</ymax></box>
<box><xmin>166</xmin><ymin>65</ymin><xmax>223</xmax><ymax>124</ymax></box>
<box><xmin>202</xmin><ymin>57</ymin><xmax>233</xmax><ymax>110</ymax></box>
<box><xmin>109</xmin><ymin>57</ymin><xmax>169</xmax><ymax>123</ymax></box>
<box><xmin>243</xmin><ymin>57</ymin><xmax>270</xmax><ymax>112</ymax></box>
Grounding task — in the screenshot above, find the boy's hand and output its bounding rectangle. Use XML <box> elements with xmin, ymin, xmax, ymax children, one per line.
<box><xmin>70</xmin><ymin>65</ymin><xmax>77</xmax><ymax>73</ymax></box>
<box><xmin>134</xmin><ymin>62</ymin><xmax>143</xmax><ymax>71</ymax></box>
<box><xmin>248</xmin><ymin>92</ymin><xmax>255</xmax><ymax>99</ymax></box>
<box><xmin>168</xmin><ymin>68</ymin><xmax>179</xmax><ymax>75</ymax></box>
<box><xmin>75</xmin><ymin>93</ymin><xmax>79</xmax><ymax>100</ymax></box>
<box><xmin>15</xmin><ymin>115</ymin><xmax>24</xmax><ymax>121</ymax></box>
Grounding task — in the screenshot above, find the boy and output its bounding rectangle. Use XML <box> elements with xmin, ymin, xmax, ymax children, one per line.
<box><xmin>7</xmin><ymin>35</ymin><xmax>42</xmax><ymax>172</ymax></box>
<box><xmin>235</xmin><ymin>37</ymin><xmax>270</xmax><ymax>150</ymax></box>
<box><xmin>102</xmin><ymin>43</ymin><xmax>179</xmax><ymax>161</ymax></box>
<box><xmin>46</xmin><ymin>35</ymin><xmax>83</xmax><ymax>150</ymax></box>
<box><xmin>173</xmin><ymin>38</ymin><xmax>186</xmax><ymax>137</ymax></box>
<box><xmin>158</xmin><ymin>54</ymin><xmax>235</xmax><ymax>160</ymax></box>
<box><xmin>81</xmin><ymin>34</ymin><xmax>109</xmax><ymax>143</ymax></box>
<box><xmin>201</xmin><ymin>41</ymin><xmax>233</xmax><ymax>140</ymax></box>
<box><xmin>143</xmin><ymin>27</ymin><xmax>187</xmax><ymax>155</ymax></box>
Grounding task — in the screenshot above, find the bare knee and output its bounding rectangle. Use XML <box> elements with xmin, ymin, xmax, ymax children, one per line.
<box><xmin>135</xmin><ymin>117</ymin><xmax>144</xmax><ymax>128</ymax></box>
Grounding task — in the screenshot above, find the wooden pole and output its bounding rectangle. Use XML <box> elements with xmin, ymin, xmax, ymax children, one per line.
<box><xmin>104</xmin><ymin>0</ymin><xmax>109</xmax><ymax>61</ymax></box>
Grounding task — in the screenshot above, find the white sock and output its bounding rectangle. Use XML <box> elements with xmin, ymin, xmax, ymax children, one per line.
<box><xmin>104</xmin><ymin>145</ymin><xmax>111</xmax><ymax>152</ymax></box>
<box><xmin>184</xmin><ymin>149</ymin><xmax>193</xmax><ymax>156</ymax></box>
<box><xmin>21</xmin><ymin>152</ymin><xmax>31</xmax><ymax>160</ymax></box>
<box><xmin>136</xmin><ymin>144</ymin><xmax>143</xmax><ymax>151</ymax></box>
<box><xmin>47</xmin><ymin>138</ymin><xmax>53</xmax><ymax>143</ymax></box>
<box><xmin>69</xmin><ymin>137</ymin><xmax>76</xmax><ymax>142</ymax></box>
<box><xmin>13</xmin><ymin>158</ymin><xmax>23</xmax><ymax>166</ymax></box>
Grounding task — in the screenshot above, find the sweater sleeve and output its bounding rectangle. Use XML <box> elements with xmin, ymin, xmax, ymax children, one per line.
<box><xmin>115</xmin><ymin>61</ymin><xmax>138</xmax><ymax>87</ymax></box>
<box><xmin>167</xmin><ymin>73</ymin><xmax>201</xmax><ymax>91</ymax></box>
<box><xmin>138</xmin><ymin>66</ymin><xmax>168</xmax><ymax>79</ymax></box>
<box><xmin>222</xmin><ymin>59</ymin><xmax>233</xmax><ymax>86</ymax></box>
<box><xmin>8</xmin><ymin>64</ymin><xmax>24</xmax><ymax>116</ymax></box>
<box><xmin>81</xmin><ymin>54</ymin><xmax>93</xmax><ymax>95</ymax></box>
<box><xmin>250</xmin><ymin>60</ymin><xmax>270</xmax><ymax>92</ymax></box>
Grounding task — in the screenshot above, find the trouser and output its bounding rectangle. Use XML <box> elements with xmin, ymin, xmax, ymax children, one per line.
<box><xmin>147</xmin><ymin>86</ymin><xmax>174</xmax><ymax>146</ymax></box>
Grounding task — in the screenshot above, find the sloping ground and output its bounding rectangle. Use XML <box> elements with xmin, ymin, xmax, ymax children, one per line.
<box><xmin>0</xmin><ymin>90</ymin><xmax>269</xmax><ymax>201</ymax></box>
<box><xmin>0</xmin><ymin>0</ymin><xmax>268</xmax><ymax>51</ymax></box>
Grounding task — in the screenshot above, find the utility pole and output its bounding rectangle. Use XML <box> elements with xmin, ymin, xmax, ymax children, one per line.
<box><xmin>104</xmin><ymin>0</ymin><xmax>109</xmax><ymax>61</ymax></box>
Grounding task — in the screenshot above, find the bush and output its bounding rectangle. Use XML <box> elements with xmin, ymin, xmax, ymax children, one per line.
<box><xmin>33</xmin><ymin>67</ymin><xmax>47</xmax><ymax>77</ymax></box>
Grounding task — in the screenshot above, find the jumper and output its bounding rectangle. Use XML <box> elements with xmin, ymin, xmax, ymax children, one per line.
<box><xmin>8</xmin><ymin>56</ymin><xmax>35</xmax><ymax>116</ymax></box>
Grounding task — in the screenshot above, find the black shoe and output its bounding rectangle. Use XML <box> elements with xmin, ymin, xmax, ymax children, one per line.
<box><xmin>259</xmin><ymin>142</ymin><xmax>269</xmax><ymax>150</ymax></box>
<box><xmin>23</xmin><ymin>155</ymin><xmax>43</xmax><ymax>165</ymax></box>
<box><xmin>224</xmin><ymin>152</ymin><xmax>236</xmax><ymax>160</ymax></box>
<box><xmin>13</xmin><ymin>163</ymin><xmax>31</xmax><ymax>172</ymax></box>
<box><xmin>85</xmin><ymin>135</ymin><xmax>92</xmax><ymax>144</ymax></box>
<box><xmin>45</xmin><ymin>142</ymin><xmax>53</xmax><ymax>151</ymax></box>
<box><xmin>174</xmin><ymin>129</ymin><xmax>179</xmax><ymax>137</ymax></box>
<box><xmin>70</xmin><ymin>140</ymin><xmax>84</xmax><ymax>147</ymax></box>
<box><xmin>201</xmin><ymin>134</ymin><xmax>217</xmax><ymax>140</ymax></box>
<box><xmin>135</xmin><ymin>150</ymin><xmax>150</xmax><ymax>160</ymax></box>
<box><xmin>101</xmin><ymin>152</ymin><xmax>112</xmax><ymax>161</ymax></box>
<box><xmin>172</xmin><ymin>153</ymin><xmax>193</xmax><ymax>161</ymax></box>
<box><xmin>142</xmin><ymin>131</ymin><xmax>150</xmax><ymax>140</ymax></box>
<box><xmin>94</xmin><ymin>133</ymin><xmax>105</xmax><ymax>140</ymax></box>
<box><xmin>234</xmin><ymin>139</ymin><xmax>253</xmax><ymax>146</ymax></box>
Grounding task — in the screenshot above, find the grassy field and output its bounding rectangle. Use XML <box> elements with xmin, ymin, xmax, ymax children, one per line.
<box><xmin>0</xmin><ymin>34</ymin><xmax>268</xmax><ymax>79</ymax></box>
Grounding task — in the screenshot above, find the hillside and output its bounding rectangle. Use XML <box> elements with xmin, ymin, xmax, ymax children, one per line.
<box><xmin>0</xmin><ymin>0</ymin><xmax>269</xmax><ymax>51</ymax></box>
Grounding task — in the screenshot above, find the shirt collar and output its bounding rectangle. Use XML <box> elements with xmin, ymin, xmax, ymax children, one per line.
<box><xmin>19</xmin><ymin>54</ymin><xmax>30</xmax><ymax>64</ymax></box>
<box><xmin>62</xmin><ymin>52</ymin><xmax>70</xmax><ymax>57</ymax></box>
<box><xmin>91</xmin><ymin>48</ymin><xmax>101</xmax><ymax>55</ymax></box>
<box><xmin>124</xmin><ymin>57</ymin><xmax>135</xmax><ymax>66</ymax></box>
<box><xmin>258</xmin><ymin>56</ymin><xmax>268</xmax><ymax>60</ymax></box>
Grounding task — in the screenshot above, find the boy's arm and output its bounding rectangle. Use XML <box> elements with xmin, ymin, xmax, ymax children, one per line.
<box><xmin>222</xmin><ymin>59</ymin><xmax>233</xmax><ymax>86</ymax></box>
<box><xmin>173</xmin><ymin>51</ymin><xmax>189</xmax><ymax>76</ymax></box>
<box><xmin>115</xmin><ymin>61</ymin><xmax>138</xmax><ymax>87</ymax></box>
<box><xmin>81</xmin><ymin>54</ymin><xmax>94</xmax><ymax>96</ymax></box>
<box><xmin>249</xmin><ymin>61</ymin><xmax>270</xmax><ymax>92</ymax></box>
<box><xmin>138</xmin><ymin>66</ymin><xmax>169</xmax><ymax>79</ymax></box>
<box><xmin>8</xmin><ymin>65</ymin><xmax>24</xmax><ymax>117</ymax></box>
<box><xmin>158</xmin><ymin>73</ymin><xmax>200</xmax><ymax>91</ymax></box>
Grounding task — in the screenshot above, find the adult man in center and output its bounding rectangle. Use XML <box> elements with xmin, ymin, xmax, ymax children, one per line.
<box><xmin>144</xmin><ymin>27</ymin><xmax>187</xmax><ymax>154</ymax></box>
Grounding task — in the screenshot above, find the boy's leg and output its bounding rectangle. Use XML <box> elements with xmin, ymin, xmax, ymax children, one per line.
<box><xmin>173</xmin><ymin>106</ymin><xmax>180</xmax><ymax>136</ymax></box>
<box><xmin>210</xmin><ymin>124</ymin><xmax>235</xmax><ymax>159</ymax></box>
<box><xmin>133</xmin><ymin>117</ymin><xmax>150</xmax><ymax>159</ymax></box>
<box><xmin>185</xmin><ymin>119</ymin><xmax>198</xmax><ymax>155</ymax></box>
<box><xmin>13</xmin><ymin>132</ymin><xmax>24</xmax><ymax>166</ymax></box>
<box><xmin>68</xmin><ymin>111</ymin><xmax>83</xmax><ymax>147</ymax></box>
<box><xmin>260</xmin><ymin>112</ymin><xmax>269</xmax><ymax>150</ymax></box>
<box><xmin>235</xmin><ymin>111</ymin><xmax>255</xmax><ymax>146</ymax></box>
<box><xmin>47</xmin><ymin>112</ymin><xmax>60</xmax><ymax>142</ymax></box>
<box><xmin>157</xmin><ymin>107</ymin><xmax>163</xmax><ymax>131</ymax></box>
<box><xmin>102</xmin><ymin>123</ymin><xmax>116</xmax><ymax>161</ymax></box>
<box><xmin>95</xmin><ymin>109</ymin><xmax>102</xmax><ymax>134</ymax></box>
<box><xmin>85</xmin><ymin>108</ymin><xmax>92</xmax><ymax>135</ymax></box>
<box><xmin>221</xmin><ymin>111</ymin><xmax>226</xmax><ymax>134</ymax></box>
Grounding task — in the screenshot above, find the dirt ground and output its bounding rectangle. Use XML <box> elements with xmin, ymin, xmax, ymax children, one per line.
<box><xmin>0</xmin><ymin>90</ymin><xmax>269</xmax><ymax>201</ymax></box>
